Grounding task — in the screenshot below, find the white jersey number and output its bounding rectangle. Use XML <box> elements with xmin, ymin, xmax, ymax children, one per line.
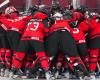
<box><xmin>28</xmin><ymin>22</ymin><xmax>39</xmax><ymax>31</ymax></box>
<box><xmin>73</xmin><ymin>28</ymin><xmax>79</xmax><ymax>33</ymax></box>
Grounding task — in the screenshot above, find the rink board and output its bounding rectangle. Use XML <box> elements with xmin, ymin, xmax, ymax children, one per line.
<box><xmin>0</xmin><ymin>77</ymin><xmax>100</xmax><ymax>80</ymax></box>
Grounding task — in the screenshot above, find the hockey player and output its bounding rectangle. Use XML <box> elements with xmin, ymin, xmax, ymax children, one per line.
<box><xmin>78</xmin><ymin>12</ymin><xmax>100</xmax><ymax>80</ymax></box>
<box><xmin>64</xmin><ymin>6</ymin><xmax>89</xmax><ymax>76</ymax></box>
<box><xmin>0</xmin><ymin>12</ymin><xmax>12</xmax><ymax>77</ymax></box>
<box><xmin>71</xmin><ymin>27</ymin><xmax>89</xmax><ymax>72</ymax></box>
<box><xmin>45</xmin><ymin>10</ymin><xmax>88</xmax><ymax>80</ymax></box>
<box><xmin>69</xmin><ymin>7</ymin><xmax>89</xmax><ymax>69</ymax></box>
<box><xmin>0</xmin><ymin>6</ymin><xmax>32</xmax><ymax>77</ymax></box>
<box><xmin>65</xmin><ymin>6</ymin><xmax>89</xmax><ymax>70</ymax></box>
<box><xmin>9</xmin><ymin>7</ymin><xmax>50</xmax><ymax>80</ymax></box>
<box><xmin>65</xmin><ymin>6</ymin><xmax>86</xmax><ymax>24</ymax></box>
<box><xmin>5</xmin><ymin>6</ymin><xmax>32</xmax><ymax>53</ymax></box>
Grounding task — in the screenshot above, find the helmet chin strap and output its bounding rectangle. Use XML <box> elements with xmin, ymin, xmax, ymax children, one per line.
<box><xmin>0</xmin><ymin>0</ymin><xmax>10</xmax><ymax>8</ymax></box>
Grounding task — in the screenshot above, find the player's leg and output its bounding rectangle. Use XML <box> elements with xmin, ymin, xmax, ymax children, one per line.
<box><xmin>9</xmin><ymin>40</ymin><xmax>28</xmax><ymax>78</ymax></box>
<box><xmin>61</xmin><ymin>30</ymin><xmax>88</xmax><ymax>78</ymax></box>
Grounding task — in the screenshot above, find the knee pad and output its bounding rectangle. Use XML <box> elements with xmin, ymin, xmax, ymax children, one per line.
<box><xmin>89</xmin><ymin>56</ymin><xmax>98</xmax><ymax>63</ymax></box>
<box><xmin>12</xmin><ymin>52</ymin><xmax>25</xmax><ymax>69</ymax></box>
<box><xmin>15</xmin><ymin>52</ymin><xmax>25</xmax><ymax>62</ymax></box>
<box><xmin>36</xmin><ymin>52</ymin><xmax>46</xmax><ymax>58</ymax></box>
<box><xmin>89</xmin><ymin>49</ymin><xmax>99</xmax><ymax>63</ymax></box>
<box><xmin>5</xmin><ymin>49</ymin><xmax>11</xmax><ymax>56</ymax></box>
<box><xmin>89</xmin><ymin>49</ymin><xmax>99</xmax><ymax>57</ymax></box>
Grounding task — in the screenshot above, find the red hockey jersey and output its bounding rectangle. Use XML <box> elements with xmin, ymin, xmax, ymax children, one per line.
<box><xmin>78</xmin><ymin>19</ymin><xmax>100</xmax><ymax>39</ymax></box>
<box><xmin>8</xmin><ymin>15</ymin><xmax>32</xmax><ymax>33</ymax></box>
<box><xmin>67</xmin><ymin>11</ymin><xmax>84</xmax><ymax>23</ymax></box>
<box><xmin>0</xmin><ymin>18</ymin><xmax>12</xmax><ymax>31</ymax></box>
<box><xmin>21</xmin><ymin>12</ymin><xmax>49</xmax><ymax>42</ymax></box>
<box><xmin>71</xmin><ymin>28</ymin><xmax>86</xmax><ymax>44</ymax></box>
<box><xmin>49</xmin><ymin>20</ymin><xmax>71</xmax><ymax>33</ymax></box>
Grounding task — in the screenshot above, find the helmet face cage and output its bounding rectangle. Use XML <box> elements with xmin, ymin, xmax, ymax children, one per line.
<box><xmin>89</xmin><ymin>12</ymin><xmax>98</xmax><ymax>19</ymax></box>
<box><xmin>96</xmin><ymin>14</ymin><xmax>100</xmax><ymax>22</ymax></box>
<box><xmin>52</xmin><ymin>12</ymin><xmax>63</xmax><ymax>20</ymax></box>
<box><xmin>76</xmin><ymin>6</ymin><xmax>87</xmax><ymax>14</ymax></box>
<box><xmin>38</xmin><ymin>5</ymin><xmax>50</xmax><ymax>15</ymax></box>
<box><xmin>5</xmin><ymin>6</ymin><xmax>17</xmax><ymax>14</ymax></box>
<box><xmin>84</xmin><ymin>11</ymin><xmax>90</xmax><ymax>19</ymax></box>
<box><xmin>51</xmin><ymin>3</ymin><xmax>62</xmax><ymax>14</ymax></box>
<box><xmin>29</xmin><ymin>5</ymin><xmax>39</xmax><ymax>14</ymax></box>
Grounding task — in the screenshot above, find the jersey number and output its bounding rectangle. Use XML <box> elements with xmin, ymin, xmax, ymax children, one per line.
<box><xmin>29</xmin><ymin>22</ymin><xmax>39</xmax><ymax>31</ymax></box>
<box><xmin>73</xmin><ymin>28</ymin><xmax>79</xmax><ymax>33</ymax></box>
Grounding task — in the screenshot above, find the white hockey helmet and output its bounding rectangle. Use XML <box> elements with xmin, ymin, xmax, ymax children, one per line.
<box><xmin>52</xmin><ymin>12</ymin><xmax>63</xmax><ymax>20</ymax></box>
<box><xmin>5</xmin><ymin>6</ymin><xmax>17</xmax><ymax>14</ymax></box>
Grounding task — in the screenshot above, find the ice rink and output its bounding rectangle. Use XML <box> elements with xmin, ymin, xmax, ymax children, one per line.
<box><xmin>0</xmin><ymin>77</ymin><xmax>100</xmax><ymax>80</ymax></box>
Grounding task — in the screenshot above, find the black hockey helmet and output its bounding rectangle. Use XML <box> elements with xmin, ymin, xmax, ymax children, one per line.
<box><xmin>38</xmin><ymin>5</ymin><xmax>50</xmax><ymax>16</ymax></box>
<box><xmin>51</xmin><ymin>2</ymin><xmax>62</xmax><ymax>14</ymax></box>
<box><xmin>76</xmin><ymin>6</ymin><xmax>87</xmax><ymax>14</ymax></box>
<box><xmin>29</xmin><ymin>5</ymin><xmax>39</xmax><ymax>14</ymax></box>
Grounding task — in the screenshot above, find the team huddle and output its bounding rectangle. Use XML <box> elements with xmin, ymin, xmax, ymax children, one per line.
<box><xmin>0</xmin><ymin>3</ymin><xmax>100</xmax><ymax>80</ymax></box>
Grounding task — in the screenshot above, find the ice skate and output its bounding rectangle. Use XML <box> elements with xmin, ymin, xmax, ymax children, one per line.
<box><xmin>61</xmin><ymin>71</ymin><xmax>70</xmax><ymax>79</ymax></box>
<box><xmin>22</xmin><ymin>69</ymin><xmax>34</xmax><ymax>79</ymax></box>
<box><xmin>13</xmin><ymin>69</ymin><xmax>26</xmax><ymax>78</ymax></box>
<box><xmin>9</xmin><ymin>68</ymin><xmax>17</xmax><ymax>78</ymax></box>
<box><xmin>4</xmin><ymin>68</ymin><xmax>10</xmax><ymax>77</ymax></box>
<box><xmin>0</xmin><ymin>68</ymin><xmax>5</xmax><ymax>77</ymax></box>
<box><xmin>9</xmin><ymin>71</ymin><xmax>14</xmax><ymax>78</ymax></box>
<box><xmin>45</xmin><ymin>71</ymin><xmax>54</xmax><ymax>80</ymax></box>
<box><xmin>89</xmin><ymin>74</ymin><xmax>96</xmax><ymax>80</ymax></box>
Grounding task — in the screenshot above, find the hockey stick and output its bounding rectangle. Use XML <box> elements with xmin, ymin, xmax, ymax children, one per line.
<box><xmin>0</xmin><ymin>0</ymin><xmax>10</xmax><ymax>8</ymax></box>
<box><xmin>72</xmin><ymin>0</ymin><xmax>80</xmax><ymax>9</ymax></box>
<box><xmin>97</xmin><ymin>62</ymin><xmax>100</xmax><ymax>73</ymax></box>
